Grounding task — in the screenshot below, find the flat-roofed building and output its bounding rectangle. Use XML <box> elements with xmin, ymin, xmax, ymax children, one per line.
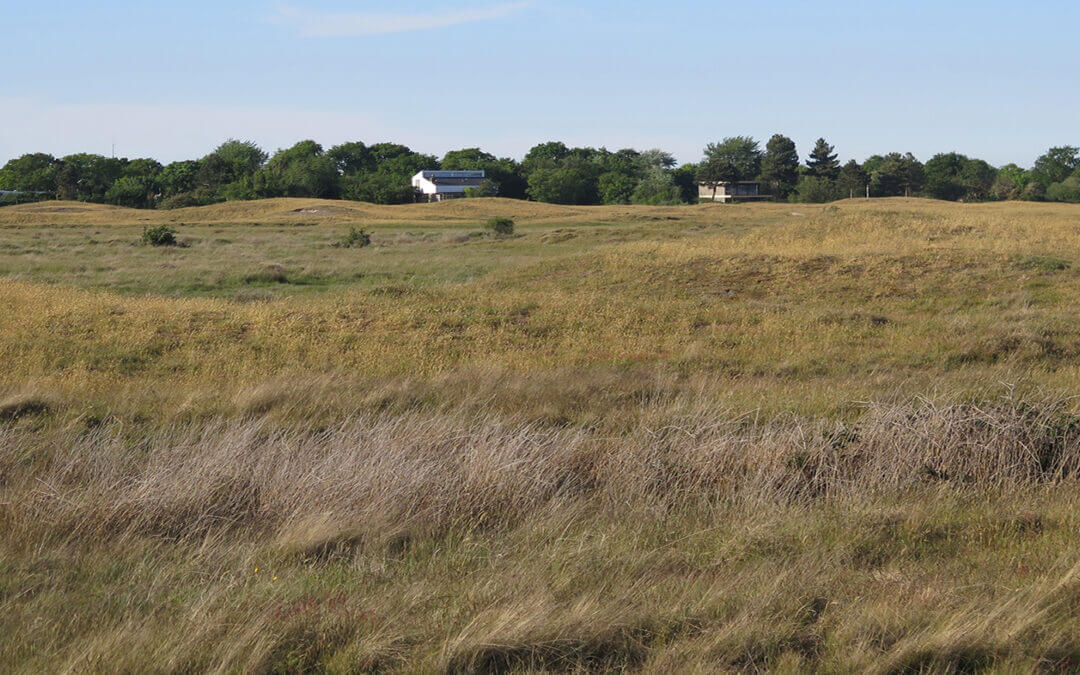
<box><xmin>412</xmin><ymin>170</ymin><xmax>486</xmax><ymax>202</ymax></box>
<box><xmin>697</xmin><ymin>181</ymin><xmax>769</xmax><ymax>203</ymax></box>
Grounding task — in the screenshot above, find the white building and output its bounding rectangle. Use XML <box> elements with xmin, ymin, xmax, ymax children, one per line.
<box><xmin>411</xmin><ymin>170</ymin><xmax>486</xmax><ymax>202</ymax></box>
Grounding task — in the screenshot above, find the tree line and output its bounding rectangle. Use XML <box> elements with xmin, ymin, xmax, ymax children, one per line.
<box><xmin>3</xmin><ymin>135</ymin><xmax>1080</xmax><ymax>208</ymax></box>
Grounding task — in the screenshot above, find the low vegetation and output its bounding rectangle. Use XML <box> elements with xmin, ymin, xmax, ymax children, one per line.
<box><xmin>5</xmin><ymin>197</ymin><xmax>1080</xmax><ymax>670</ymax></box>
<box><xmin>484</xmin><ymin>215</ymin><xmax>514</xmax><ymax>235</ymax></box>
<box><xmin>334</xmin><ymin>225</ymin><xmax>371</xmax><ymax>248</ymax></box>
<box><xmin>141</xmin><ymin>223</ymin><xmax>178</xmax><ymax>246</ymax></box>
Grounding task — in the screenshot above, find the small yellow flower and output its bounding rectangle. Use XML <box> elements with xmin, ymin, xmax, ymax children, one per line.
<box><xmin>254</xmin><ymin>567</ymin><xmax>258</xmax><ymax>573</ymax></box>
<box><xmin>273</xmin><ymin>576</ymin><xmax>278</xmax><ymax>581</ymax></box>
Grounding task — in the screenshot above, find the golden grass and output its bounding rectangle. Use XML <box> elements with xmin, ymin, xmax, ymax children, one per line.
<box><xmin>6</xmin><ymin>197</ymin><xmax>1080</xmax><ymax>670</ymax></box>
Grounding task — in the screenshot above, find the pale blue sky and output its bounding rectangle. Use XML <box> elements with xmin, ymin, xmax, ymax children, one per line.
<box><xmin>2</xmin><ymin>1</ymin><xmax>1078</xmax><ymax>167</ymax></box>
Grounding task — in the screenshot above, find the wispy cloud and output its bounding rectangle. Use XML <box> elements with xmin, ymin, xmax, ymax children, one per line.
<box><xmin>272</xmin><ymin>2</ymin><xmax>533</xmax><ymax>37</ymax></box>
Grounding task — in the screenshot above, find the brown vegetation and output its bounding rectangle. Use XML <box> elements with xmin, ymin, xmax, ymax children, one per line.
<box><xmin>6</xmin><ymin>198</ymin><xmax>1080</xmax><ymax>670</ymax></box>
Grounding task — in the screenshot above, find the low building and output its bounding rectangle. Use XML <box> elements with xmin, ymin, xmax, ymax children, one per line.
<box><xmin>412</xmin><ymin>170</ymin><xmax>486</xmax><ymax>202</ymax></box>
<box><xmin>698</xmin><ymin>181</ymin><xmax>769</xmax><ymax>203</ymax></box>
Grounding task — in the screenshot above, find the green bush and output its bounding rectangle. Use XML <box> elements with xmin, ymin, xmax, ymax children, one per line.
<box><xmin>157</xmin><ymin>189</ymin><xmax>221</xmax><ymax>210</ymax></box>
<box><xmin>335</xmin><ymin>227</ymin><xmax>371</xmax><ymax>248</ymax></box>
<box><xmin>141</xmin><ymin>225</ymin><xmax>177</xmax><ymax>247</ymax></box>
<box><xmin>485</xmin><ymin>217</ymin><xmax>514</xmax><ymax>236</ymax></box>
<box><xmin>1045</xmin><ymin>177</ymin><xmax>1080</xmax><ymax>203</ymax></box>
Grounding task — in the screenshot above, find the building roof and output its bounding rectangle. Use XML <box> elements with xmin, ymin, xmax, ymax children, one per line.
<box><xmin>414</xmin><ymin>170</ymin><xmax>485</xmax><ymax>180</ymax></box>
<box><xmin>696</xmin><ymin>180</ymin><xmax>760</xmax><ymax>185</ymax></box>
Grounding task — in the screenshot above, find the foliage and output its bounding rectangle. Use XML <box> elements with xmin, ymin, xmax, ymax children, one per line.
<box><xmin>1045</xmin><ymin>176</ymin><xmax>1080</xmax><ymax>203</ymax></box>
<box><xmin>527</xmin><ymin>167</ymin><xmax>595</xmax><ymax>204</ymax></box>
<box><xmin>631</xmin><ymin>167</ymin><xmax>681</xmax><ymax>204</ymax></box>
<box><xmin>465</xmin><ymin>179</ymin><xmax>500</xmax><ymax>198</ymax></box>
<box><xmin>597</xmin><ymin>171</ymin><xmax>637</xmax><ymax>204</ymax></box>
<box><xmin>335</xmin><ymin>226</ymin><xmax>371</xmax><ymax>248</ymax></box>
<box><xmin>760</xmin><ymin>134</ymin><xmax>799</xmax><ymax>197</ymax></box>
<box><xmin>56</xmin><ymin>153</ymin><xmax>125</xmax><ymax>202</ymax></box>
<box><xmin>157</xmin><ymin>188</ymin><xmax>221</xmax><ymax>210</ymax></box>
<box><xmin>485</xmin><ymin>216</ymin><xmax>515</xmax><ymax>235</ymax></box>
<box><xmin>672</xmin><ymin>163</ymin><xmax>699</xmax><ymax>203</ymax></box>
<box><xmin>865</xmin><ymin>152</ymin><xmax>924</xmax><ymax>197</ymax></box>
<box><xmin>256</xmin><ymin>140</ymin><xmax>339</xmax><ymax>198</ymax></box>
<box><xmin>838</xmin><ymin>160</ymin><xmax>868</xmax><ymax>198</ymax></box>
<box><xmin>698</xmin><ymin>136</ymin><xmax>761</xmax><ymax>185</ymax></box>
<box><xmin>341</xmin><ymin>171</ymin><xmax>417</xmax><ymax>204</ymax></box>
<box><xmin>328</xmin><ymin>141</ymin><xmax>375</xmax><ymax>175</ymax></box>
<box><xmin>10</xmin><ymin>135</ymin><xmax>1080</xmax><ymax>211</ymax></box>
<box><xmin>0</xmin><ymin>153</ymin><xmax>59</xmax><ymax>194</ymax></box>
<box><xmin>197</xmin><ymin>140</ymin><xmax>268</xmax><ymax>191</ymax></box>
<box><xmin>141</xmin><ymin>224</ymin><xmax>177</xmax><ymax>246</ymax></box>
<box><xmin>105</xmin><ymin>176</ymin><xmax>156</xmax><ymax>208</ymax></box>
<box><xmin>442</xmin><ymin>148</ymin><xmax>526</xmax><ymax>199</ymax></box>
<box><xmin>922</xmin><ymin>153</ymin><xmax>998</xmax><ymax>202</ymax></box>
<box><xmin>806</xmin><ymin>138</ymin><xmax>840</xmax><ymax>180</ymax></box>
<box><xmin>794</xmin><ymin>176</ymin><xmax>845</xmax><ymax>203</ymax></box>
<box><xmin>1031</xmin><ymin>146</ymin><xmax>1080</xmax><ymax>187</ymax></box>
<box><xmin>158</xmin><ymin>161</ymin><xmax>201</xmax><ymax>198</ymax></box>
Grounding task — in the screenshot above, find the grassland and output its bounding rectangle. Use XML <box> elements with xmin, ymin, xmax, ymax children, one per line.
<box><xmin>5</xmin><ymin>197</ymin><xmax>1080</xmax><ymax>671</ymax></box>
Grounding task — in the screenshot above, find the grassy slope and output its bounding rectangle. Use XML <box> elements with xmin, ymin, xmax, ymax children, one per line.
<box><xmin>4</xmin><ymin>198</ymin><xmax>1080</xmax><ymax>670</ymax></box>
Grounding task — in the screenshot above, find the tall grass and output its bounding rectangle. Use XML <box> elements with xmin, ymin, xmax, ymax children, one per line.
<box><xmin>5</xmin><ymin>399</ymin><xmax>1080</xmax><ymax>670</ymax></box>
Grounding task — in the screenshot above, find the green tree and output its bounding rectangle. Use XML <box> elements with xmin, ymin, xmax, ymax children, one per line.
<box><xmin>464</xmin><ymin>179</ymin><xmax>500</xmax><ymax>198</ymax></box>
<box><xmin>328</xmin><ymin>142</ymin><xmax>375</xmax><ymax>175</ymax></box>
<box><xmin>196</xmin><ymin>140</ymin><xmax>267</xmax><ymax>192</ymax></box>
<box><xmin>839</xmin><ymin>160</ymin><xmax>868</xmax><ymax>198</ymax></box>
<box><xmin>867</xmin><ymin>152</ymin><xmax>923</xmax><ymax>197</ymax></box>
<box><xmin>988</xmin><ymin>164</ymin><xmax>1028</xmax><ymax>201</ymax></box>
<box><xmin>631</xmin><ymin>167</ymin><xmax>680</xmax><ymax>204</ymax></box>
<box><xmin>442</xmin><ymin>148</ymin><xmax>527</xmax><ymax>199</ymax></box>
<box><xmin>597</xmin><ymin>171</ymin><xmax>637</xmax><ymax>204</ymax></box>
<box><xmin>158</xmin><ymin>161</ymin><xmax>200</xmax><ymax>197</ymax></box>
<box><xmin>257</xmin><ymin>140</ymin><xmax>339</xmax><ymax>198</ymax></box>
<box><xmin>56</xmin><ymin>154</ymin><xmax>125</xmax><ymax>202</ymax></box>
<box><xmin>923</xmin><ymin>152</ymin><xmax>968</xmax><ymax>200</ymax></box>
<box><xmin>794</xmin><ymin>175</ymin><xmax>845</xmax><ymax>203</ymax></box>
<box><xmin>0</xmin><ymin>153</ymin><xmax>59</xmax><ymax>195</ymax></box>
<box><xmin>1031</xmin><ymin>146</ymin><xmax>1080</xmax><ymax>187</ymax></box>
<box><xmin>699</xmin><ymin>137</ymin><xmax>762</xmax><ymax>186</ymax></box>
<box><xmin>105</xmin><ymin>176</ymin><xmax>156</xmax><ymax>208</ymax></box>
<box><xmin>806</xmin><ymin>138</ymin><xmax>840</xmax><ymax>180</ymax></box>
<box><xmin>959</xmin><ymin>158</ymin><xmax>996</xmax><ymax>201</ymax></box>
<box><xmin>521</xmin><ymin>141</ymin><xmax>572</xmax><ymax>174</ymax></box>
<box><xmin>1046</xmin><ymin>177</ymin><xmax>1080</xmax><ymax>203</ymax></box>
<box><xmin>341</xmin><ymin>171</ymin><xmax>417</xmax><ymax>204</ymax></box>
<box><xmin>760</xmin><ymin>134</ymin><xmax>799</xmax><ymax>197</ymax></box>
<box><xmin>635</xmin><ymin>148</ymin><xmax>677</xmax><ymax>171</ymax></box>
<box><xmin>672</xmin><ymin>163</ymin><xmax>699</xmax><ymax>203</ymax></box>
<box><xmin>526</xmin><ymin>167</ymin><xmax>593</xmax><ymax>204</ymax></box>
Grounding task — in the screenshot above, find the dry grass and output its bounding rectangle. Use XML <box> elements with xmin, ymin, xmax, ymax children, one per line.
<box><xmin>7</xmin><ymin>198</ymin><xmax>1080</xmax><ymax>670</ymax></box>
<box><xmin>5</xmin><ymin>400</ymin><xmax>1080</xmax><ymax>670</ymax></box>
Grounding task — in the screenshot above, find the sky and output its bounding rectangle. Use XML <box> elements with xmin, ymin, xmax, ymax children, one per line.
<box><xmin>2</xmin><ymin>0</ymin><xmax>1079</xmax><ymax>168</ymax></box>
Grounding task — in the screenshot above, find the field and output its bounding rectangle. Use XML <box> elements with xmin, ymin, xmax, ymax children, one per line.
<box><xmin>5</xmin><ymin>197</ymin><xmax>1080</xmax><ymax>671</ymax></box>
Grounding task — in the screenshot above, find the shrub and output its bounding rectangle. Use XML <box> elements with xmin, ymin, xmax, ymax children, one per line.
<box><xmin>141</xmin><ymin>225</ymin><xmax>178</xmax><ymax>247</ymax></box>
<box><xmin>334</xmin><ymin>227</ymin><xmax>371</xmax><ymax>248</ymax></box>
<box><xmin>794</xmin><ymin>176</ymin><xmax>845</xmax><ymax>203</ymax></box>
<box><xmin>157</xmin><ymin>189</ymin><xmax>221</xmax><ymax>210</ymax></box>
<box><xmin>465</xmin><ymin>179</ymin><xmax>500</xmax><ymax>198</ymax></box>
<box><xmin>485</xmin><ymin>217</ymin><xmax>514</xmax><ymax>236</ymax></box>
<box><xmin>1045</xmin><ymin>177</ymin><xmax>1080</xmax><ymax>203</ymax></box>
